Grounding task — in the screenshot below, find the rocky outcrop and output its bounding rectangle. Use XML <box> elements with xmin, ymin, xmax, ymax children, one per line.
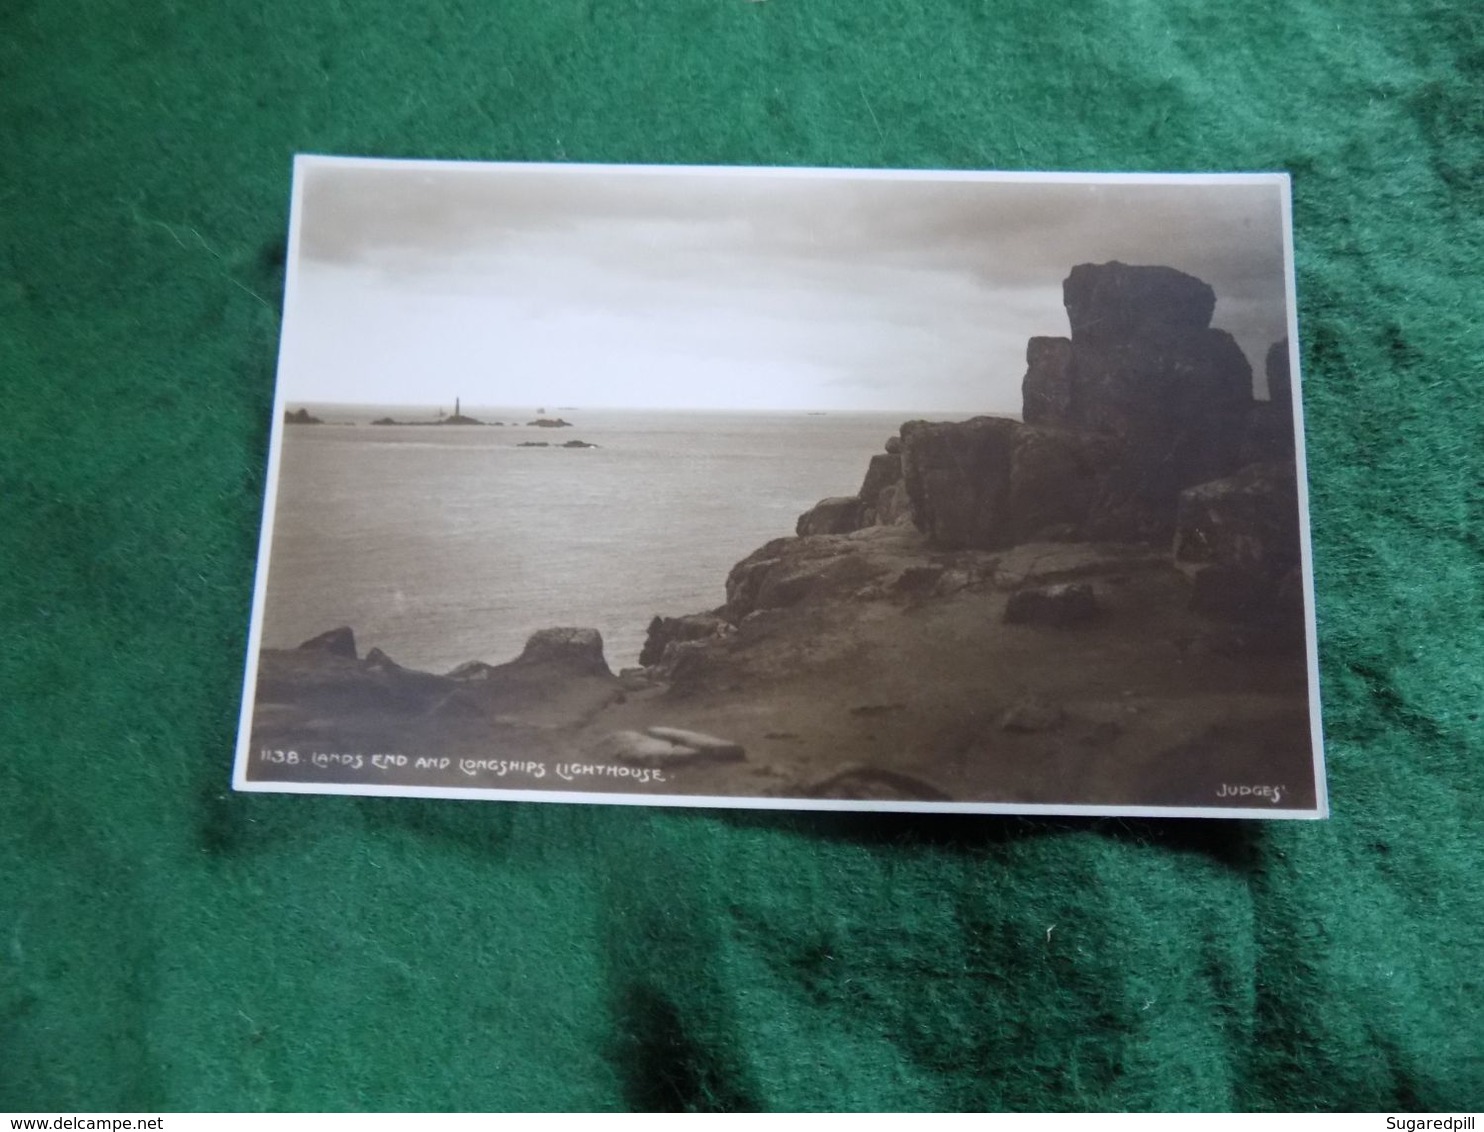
<box><xmin>790</xmin><ymin>262</ymin><xmax>1265</xmax><ymax>552</ymax></box>
<box><xmin>1002</xmin><ymin>583</ymin><xmax>1101</xmax><ymax>627</ymax></box>
<box><xmin>1020</xmin><ymin>262</ymin><xmax>1255</xmax><ymax>540</ymax></box>
<box><xmin>639</xmin><ymin>613</ymin><xmax>731</xmax><ymax>667</ymax></box>
<box><xmin>1174</xmin><ymin>462</ymin><xmax>1302</xmax><ymax>623</ymax></box>
<box><xmin>723</xmin><ymin>532</ymin><xmax>900</xmax><ymax>622</ymax></box>
<box><xmin>297</xmin><ymin>626</ymin><xmax>356</xmax><ymax>659</ymax></box>
<box><xmin>1061</xmin><ymin>261</ymin><xmax>1216</xmax><ymax>345</ymax></box>
<box><xmin>896</xmin><ymin>417</ymin><xmax>1122</xmax><ymax>549</ymax></box>
<box><xmin>858</xmin><ymin>453</ymin><xmax>902</xmax><ymax>507</ymax></box>
<box><xmin>511</xmin><ymin>627</ymin><xmax>612</xmax><ymax>676</ymax></box>
<box><xmin>796</xmin><ymin>496</ymin><xmax>870</xmax><ymax>536</ymax></box>
<box><xmin>899</xmin><ymin>417</ymin><xmax>1017</xmax><ymax>548</ymax></box>
<box><xmin>1240</xmin><ymin>338</ymin><xmax>1298</xmax><ymax>465</ymax></box>
<box><xmin>284</xmin><ymin>408</ymin><xmax>324</xmax><ymax>425</ymax></box>
<box><xmin>792</xmin><ymin>441</ymin><xmax>913</xmax><ymax>537</ymax></box>
<box><xmin>1174</xmin><ymin>463</ymin><xmax>1300</xmax><ymax>578</ymax></box>
<box><xmin>526</xmin><ymin>418</ymin><xmax>573</xmax><ymax>428</ymax></box>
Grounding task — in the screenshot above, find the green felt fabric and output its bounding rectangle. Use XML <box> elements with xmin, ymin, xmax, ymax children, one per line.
<box><xmin>3</xmin><ymin>0</ymin><xmax>1482</xmax><ymax>1112</ymax></box>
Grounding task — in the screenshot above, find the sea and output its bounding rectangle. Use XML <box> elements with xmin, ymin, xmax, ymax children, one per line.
<box><xmin>258</xmin><ymin>405</ymin><xmax>980</xmax><ymax>673</ymax></box>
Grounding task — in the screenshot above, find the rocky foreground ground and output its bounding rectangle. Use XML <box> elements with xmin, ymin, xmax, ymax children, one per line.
<box><xmin>247</xmin><ymin>261</ymin><xmax>1318</xmax><ymax>811</ymax></box>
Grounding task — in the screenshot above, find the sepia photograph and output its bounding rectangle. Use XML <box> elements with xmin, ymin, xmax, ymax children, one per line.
<box><xmin>234</xmin><ymin>156</ymin><xmax>1325</xmax><ymax>817</ymax></box>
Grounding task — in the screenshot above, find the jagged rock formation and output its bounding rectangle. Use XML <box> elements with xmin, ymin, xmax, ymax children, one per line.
<box><xmin>796</xmin><ymin>496</ymin><xmax>870</xmax><ymax>536</ymax></box>
<box><xmin>255</xmin><ymin>626</ymin><xmax>619</xmax><ymax>743</ymax></box>
<box><xmin>639</xmin><ymin>613</ymin><xmax>731</xmax><ymax>668</ymax></box>
<box><xmin>1174</xmin><ymin>462</ymin><xmax>1303</xmax><ymax>624</ymax></box>
<box><xmin>511</xmin><ymin>627</ymin><xmax>612</xmax><ymax>676</ymax></box>
<box><xmin>1240</xmin><ymin>338</ymin><xmax>1298</xmax><ymax>465</ymax></box>
<box><xmin>783</xmin><ymin>263</ymin><xmax>1291</xmax><ymax>552</ymax></box>
<box><xmin>1022</xmin><ymin>262</ymin><xmax>1255</xmax><ymax>540</ymax></box>
<box><xmin>297</xmin><ymin>625</ymin><xmax>356</xmax><ymax>658</ymax></box>
<box><xmin>284</xmin><ymin>408</ymin><xmax>324</xmax><ymax>425</ymax></box>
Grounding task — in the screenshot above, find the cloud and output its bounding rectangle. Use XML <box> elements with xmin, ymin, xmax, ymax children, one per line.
<box><xmin>287</xmin><ymin>161</ymin><xmax>1291</xmax><ymax>410</ymax></box>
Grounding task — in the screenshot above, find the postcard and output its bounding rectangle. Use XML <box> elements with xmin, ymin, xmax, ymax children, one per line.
<box><xmin>233</xmin><ymin>156</ymin><xmax>1326</xmax><ymax>818</ymax></box>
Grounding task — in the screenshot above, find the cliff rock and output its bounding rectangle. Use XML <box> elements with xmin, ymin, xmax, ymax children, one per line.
<box><xmin>1174</xmin><ymin>462</ymin><xmax>1302</xmax><ymax>624</ymax></box>
<box><xmin>900</xmin><ymin>417</ymin><xmax>1018</xmax><ymax>549</ymax></box>
<box><xmin>1062</xmin><ymin>261</ymin><xmax>1216</xmax><ymax>346</ymax></box>
<box><xmin>1240</xmin><ymin>338</ymin><xmax>1298</xmax><ymax>465</ymax></box>
<box><xmin>297</xmin><ymin>626</ymin><xmax>357</xmax><ymax>659</ymax></box>
<box><xmin>511</xmin><ymin>627</ymin><xmax>613</xmax><ymax>677</ymax></box>
<box><xmin>640</xmin><ymin>613</ymin><xmax>731</xmax><ymax>667</ymax></box>
<box><xmin>796</xmin><ymin>496</ymin><xmax>870</xmax><ymax>536</ymax></box>
<box><xmin>1021</xmin><ymin>262</ymin><xmax>1255</xmax><ymax>540</ymax></box>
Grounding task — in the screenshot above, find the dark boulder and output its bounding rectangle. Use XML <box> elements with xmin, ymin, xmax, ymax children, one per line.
<box><xmin>1187</xmin><ymin>564</ymin><xmax>1278</xmax><ymax>620</ymax></box>
<box><xmin>1022</xmin><ymin>336</ymin><xmax>1076</xmax><ymax>427</ymax></box>
<box><xmin>297</xmin><ymin>626</ymin><xmax>357</xmax><ymax>660</ymax></box>
<box><xmin>723</xmin><ymin>536</ymin><xmax>892</xmax><ymax>622</ymax></box>
<box><xmin>857</xmin><ymin>452</ymin><xmax>907</xmax><ymax>525</ymax></box>
<box><xmin>874</xmin><ymin>482</ymin><xmax>913</xmax><ymax>525</ymax></box>
<box><xmin>1018</xmin><ymin>264</ymin><xmax>1257</xmax><ymax>540</ymax></box>
<box><xmin>1007</xmin><ymin>426</ymin><xmax>1119</xmax><ymax>541</ymax></box>
<box><xmin>901</xmin><ymin>416</ymin><xmax>1130</xmax><ymax>548</ymax></box>
<box><xmin>900</xmin><ymin>416</ymin><xmax>1019</xmax><ymax>549</ymax></box>
<box><xmin>796</xmin><ymin>496</ymin><xmax>869</xmax><ymax>536</ymax></box>
<box><xmin>639</xmin><ymin>613</ymin><xmax>730</xmax><ymax>667</ymax></box>
<box><xmin>1175</xmin><ymin>463</ymin><xmax>1303</xmax><ymax>626</ymax></box>
<box><xmin>1063</xmin><ymin>261</ymin><xmax>1216</xmax><ymax>346</ymax></box>
<box><xmin>426</xmin><ymin>628</ymin><xmax>620</xmax><ymax>727</ymax></box>
<box><xmin>884</xmin><ymin>435</ymin><xmax>902</xmax><ymax>455</ymax></box>
<box><xmin>257</xmin><ymin>644</ymin><xmax>450</xmax><ymax>716</ymax></box>
<box><xmin>1265</xmin><ymin>337</ymin><xmax>1293</xmax><ymax>405</ymax></box>
<box><xmin>1241</xmin><ymin>338</ymin><xmax>1298</xmax><ymax>464</ymax></box>
<box><xmin>1003</xmin><ymin>583</ymin><xmax>1101</xmax><ymax>627</ymax></box>
<box><xmin>1174</xmin><ymin>462</ymin><xmax>1301</xmax><ymax>579</ymax></box>
<box><xmin>511</xmin><ymin>627</ymin><xmax>613</xmax><ymax>677</ymax></box>
<box><xmin>858</xmin><ymin>453</ymin><xmax>902</xmax><ymax>503</ymax></box>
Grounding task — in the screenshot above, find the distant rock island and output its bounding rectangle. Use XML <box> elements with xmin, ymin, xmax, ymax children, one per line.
<box><xmin>283</xmin><ymin>408</ymin><xmax>323</xmax><ymax>425</ymax></box>
<box><xmin>251</xmin><ymin>262</ymin><xmax>1313</xmax><ymax>810</ymax></box>
<box><xmin>526</xmin><ymin>418</ymin><xmax>573</xmax><ymax>428</ymax></box>
<box><xmin>370</xmin><ymin>398</ymin><xmax>492</xmax><ymax>426</ymax></box>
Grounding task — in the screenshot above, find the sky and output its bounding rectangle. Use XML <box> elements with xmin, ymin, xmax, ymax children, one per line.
<box><xmin>282</xmin><ymin>161</ymin><xmax>1293</xmax><ymax>413</ymax></box>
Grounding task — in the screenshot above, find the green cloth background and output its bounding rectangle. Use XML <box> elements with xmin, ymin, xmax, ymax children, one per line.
<box><xmin>3</xmin><ymin>0</ymin><xmax>1481</xmax><ymax>1112</ymax></box>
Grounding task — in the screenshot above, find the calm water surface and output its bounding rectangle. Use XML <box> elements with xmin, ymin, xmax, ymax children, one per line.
<box><xmin>260</xmin><ymin>407</ymin><xmax>975</xmax><ymax>671</ymax></box>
